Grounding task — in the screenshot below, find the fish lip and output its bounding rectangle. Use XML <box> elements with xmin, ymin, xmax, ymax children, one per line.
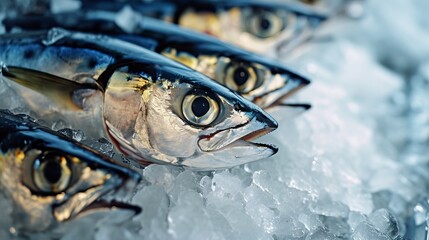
<box><xmin>241</xmin><ymin>125</ymin><xmax>275</xmax><ymax>142</ymax></box>
<box><xmin>198</xmin><ymin>117</ymin><xmax>277</xmax><ymax>153</ymax></box>
<box><xmin>78</xmin><ymin>198</ymin><xmax>142</xmax><ymax>216</ymax></box>
<box><xmin>249</xmin><ymin>142</ymin><xmax>278</xmax><ymax>155</ymax></box>
<box><xmin>79</xmin><ymin>173</ymin><xmax>142</xmax><ymax>216</ymax></box>
<box><xmin>70</xmin><ymin>183</ymin><xmax>142</xmax><ymax>220</ymax></box>
<box><xmin>53</xmin><ymin>172</ymin><xmax>141</xmax><ymax>221</ymax></box>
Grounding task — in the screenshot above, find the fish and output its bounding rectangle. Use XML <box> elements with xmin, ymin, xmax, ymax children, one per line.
<box><xmin>80</xmin><ymin>0</ymin><xmax>330</xmax><ymax>54</ymax></box>
<box><xmin>295</xmin><ymin>0</ymin><xmax>349</xmax><ymax>11</ymax></box>
<box><xmin>0</xmin><ymin>109</ymin><xmax>141</xmax><ymax>232</ymax></box>
<box><xmin>3</xmin><ymin>8</ymin><xmax>311</xmax><ymax>110</ymax></box>
<box><xmin>0</xmin><ymin>28</ymin><xmax>278</xmax><ymax>170</ymax></box>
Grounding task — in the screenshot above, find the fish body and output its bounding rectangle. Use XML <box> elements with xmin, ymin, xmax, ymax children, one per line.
<box><xmin>0</xmin><ymin>110</ymin><xmax>141</xmax><ymax>232</ymax></box>
<box><xmin>81</xmin><ymin>0</ymin><xmax>329</xmax><ymax>54</ymax></box>
<box><xmin>3</xmin><ymin>9</ymin><xmax>310</xmax><ymax>110</ymax></box>
<box><xmin>0</xmin><ymin>29</ymin><xmax>278</xmax><ymax>170</ymax></box>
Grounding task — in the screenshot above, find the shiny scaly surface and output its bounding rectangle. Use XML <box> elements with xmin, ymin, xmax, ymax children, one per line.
<box><xmin>0</xmin><ymin>110</ymin><xmax>141</xmax><ymax>232</ymax></box>
<box><xmin>0</xmin><ymin>29</ymin><xmax>278</xmax><ymax>170</ymax></box>
<box><xmin>81</xmin><ymin>0</ymin><xmax>329</xmax><ymax>54</ymax></box>
<box><xmin>3</xmin><ymin>9</ymin><xmax>311</xmax><ymax>110</ymax></box>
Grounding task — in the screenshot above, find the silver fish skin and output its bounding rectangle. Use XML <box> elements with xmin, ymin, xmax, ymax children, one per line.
<box><xmin>0</xmin><ymin>110</ymin><xmax>141</xmax><ymax>232</ymax></box>
<box><xmin>0</xmin><ymin>29</ymin><xmax>278</xmax><ymax>170</ymax></box>
<box><xmin>81</xmin><ymin>0</ymin><xmax>329</xmax><ymax>54</ymax></box>
<box><xmin>3</xmin><ymin>9</ymin><xmax>311</xmax><ymax>110</ymax></box>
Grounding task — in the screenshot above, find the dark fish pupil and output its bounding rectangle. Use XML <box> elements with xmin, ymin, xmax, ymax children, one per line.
<box><xmin>192</xmin><ymin>96</ymin><xmax>210</xmax><ymax>117</ymax></box>
<box><xmin>233</xmin><ymin>67</ymin><xmax>249</xmax><ymax>86</ymax></box>
<box><xmin>23</xmin><ymin>49</ymin><xmax>34</xmax><ymax>59</ymax></box>
<box><xmin>260</xmin><ymin>17</ymin><xmax>271</xmax><ymax>31</ymax></box>
<box><xmin>43</xmin><ymin>161</ymin><xmax>62</xmax><ymax>184</ymax></box>
<box><xmin>87</xmin><ymin>58</ymin><xmax>98</xmax><ymax>69</ymax></box>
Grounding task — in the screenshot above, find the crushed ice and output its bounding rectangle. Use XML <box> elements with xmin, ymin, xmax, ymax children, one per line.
<box><xmin>1</xmin><ymin>0</ymin><xmax>429</xmax><ymax>239</ymax></box>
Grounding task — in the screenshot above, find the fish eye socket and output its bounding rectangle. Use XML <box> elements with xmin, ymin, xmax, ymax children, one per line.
<box><xmin>33</xmin><ymin>153</ymin><xmax>72</xmax><ymax>194</ymax></box>
<box><xmin>247</xmin><ymin>10</ymin><xmax>285</xmax><ymax>39</ymax></box>
<box><xmin>225</xmin><ymin>64</ymin><xmax>257</xmax><ymax>94</ymax></box>
<box><xmin>182</xmin><ymin>90</ymin><xmax>220</xmax><ymax>126</ymax></box>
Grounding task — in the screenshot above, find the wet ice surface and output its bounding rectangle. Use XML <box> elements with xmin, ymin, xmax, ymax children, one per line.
<box><xmin>1</xmin><ymin>0</ymin><xmax>429</xmax><ymax>239</ymax></box>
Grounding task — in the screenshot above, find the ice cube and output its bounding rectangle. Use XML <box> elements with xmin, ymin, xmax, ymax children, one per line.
<box><xmin>95</xmin><ymin>226</ymin><xmax>135</xmax><ymax>240</ymax></box>
<box><xmin>305</xmin><ymin>228</ymin><xmax>341</xmax><ymax>240</ymax></box>
<box><xmin>367</xmin><ymin>209</ymin><xmax>399</xmax><ymax>239</ymax></box>
<box><xmin>58</xmin><ymin>128</ymin><xmax>86</xmax><ymax>142</ymax></box>
<box><xmin>168</xmin><ymin>170</ymin><xmax>199</xmax><ymax>205</ymax></box>
<box><xmin>50</xmin><ymin>0</ymin><xmax>81</xmax><ymax>13</ymax></box>
<box><xmin>114</xmin><ymin>6</ymin><xmax>140</xmax><ymax>33</ymax></box>
<box><xmin>352</xmin><ymin>222</ymin><xmax>389</xmax><ymax>240</ymax></box>
<box><xmin>322</xmin><ymin>216</ymin><xmax>351</xmax><ymax>238</ymax></box>
<box><xmin>133</xmin><ymin>185</ymin><xmax>170</xmax><ymax>239</ymax></box>
<box><xmin>142</xmin><ymin>164</ymin><xmax>177</xmax><ymax>189</ymax></box>
<box><xmin>245</xmin><ymin>203</ymin><xmax>276</xmax><ymax>233</ymax></box>
<box><xmin>199</xmin><ymin>175</ymin><xmax>212</xmax><ymax>198</ymax></box>
<box><xmin>309</xmin><ymin>197</ymin><xmax>350</xmax><ymax>218</ymax></box>
<box><xmin>272</xmin><ymin>215</ymin><xmax>307</xmax><ymax>239</ymax></box>
<box><xmin>298</xmin><ymin>213</ymin><xmax>324</xmax><ymax>232</ymax></box>
<box><xmin>167</xmin><ymin>194</ymin><xmax>209</xmax><ymax>240</ymax></box>
<box><xmin>348</xmin><ymin>211</ymin><xmax>367</xmax><ymax>232</ymax></box>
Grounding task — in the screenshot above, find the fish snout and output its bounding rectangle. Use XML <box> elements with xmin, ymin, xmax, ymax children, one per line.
<box><xmin>256</xmin><ymin>73</ymin><xmax>311</xmax><ymax>109</ymax></box>
<box><xmin>255</xmin><ymin>109</ymin><xmax>278</xmax><ymax>131</ymax></box>
<box><xmin>279</xmin><ymin>73</ymin><xmax>311</xmax><ymax>100</ymax></box>
<box><xmin>291</xmin><ymin>74</ymin><xmax>311</xmax><ymax>88</ymax></box>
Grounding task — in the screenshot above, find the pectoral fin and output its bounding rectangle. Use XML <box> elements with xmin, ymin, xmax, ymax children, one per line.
<box><xmin>2</xmin><ymin>66</ymin><xmax>99</xmax><ymax>111</ymax></box>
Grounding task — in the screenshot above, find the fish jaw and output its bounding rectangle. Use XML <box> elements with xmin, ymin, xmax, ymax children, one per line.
<box><xmin>198</xmin><ymin>116</ymin><xmax>276</xmax><ymax>151</ymax></box>
<box><xmin>192</xmin><ymin>111</ymin><xmax>278</xmax><ymax>170</ymax></box>
<box><xmin>52</xmin><ymin>171</ymin><xmax>141</xmax><ymax>222</ymax></box>
<box><xmin>0</xmin><ymin>111</ymin><xmax>142</xmax><ymax>231</ymax></box>
<box><xmin>48</xmin><ymin>141</ymin><xmax>142</xmax><ymax>222</ymax></box>
<box><xmin>252</xmin><ymin>73</ymin><xmax>311</xmax><ymax>109</ymax></box>
<box><xmin>185</xmin><ymin>140</ymin><xmax>277</xmax><ymax>170</ymax></box>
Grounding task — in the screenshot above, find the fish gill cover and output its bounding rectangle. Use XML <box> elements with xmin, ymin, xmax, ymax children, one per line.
<box><xmin>1</xmin><ymin>0</ymin><xmax>429</xmax><ymax>239</ymax></box>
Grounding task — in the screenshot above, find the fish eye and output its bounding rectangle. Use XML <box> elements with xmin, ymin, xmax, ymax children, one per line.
<box><xmin>33</xmin><ymin>153</ymin><xmax>72</xmax><ymax>194</ymax></box>
<box><xmin>224</xmin><ymin>63</ymin><xmax>258</xmax><ymax>94</ymax></box>
<box><xmin>182</xmin><ymin>89</ymin><xmax>220</xmax><ymax>126</ymax></box>
<box><xmin>247</xmin><ymin>10</ymin><xmax>285</xmax><ymax>39</ymax></box>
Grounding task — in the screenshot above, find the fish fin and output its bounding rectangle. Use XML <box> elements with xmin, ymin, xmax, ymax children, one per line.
<box><xmin>2</xmin><ymin>66</ymin><xmax>98</xmax><ymax>111</ymax></box>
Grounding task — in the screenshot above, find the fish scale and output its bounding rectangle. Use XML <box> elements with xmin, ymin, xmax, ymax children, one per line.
<box><xmin>0</xmin><ymin>29</ymin><xmax>279</xmax><ymax>170</ymax></box>
<box><xmin>0</xmin><ymin>109</ymin><xmax>141</xmax><ymax>233</ymax></box>
<box><xmin>3</xmin><ymin>9</ymin><xmax>311</xmax><ymax>110</ymax></box>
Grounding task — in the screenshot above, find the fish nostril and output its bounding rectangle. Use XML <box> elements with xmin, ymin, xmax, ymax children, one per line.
<box><xmin>234</xmin><ymin>102</ymin><xmax>246</xmax><ymax>112</ymax></box>
<box><xmin>256</xmin><ymin>112</ymin><xmax>278</xmax><ymax>129</ymax></box>
<box><xmin>298</xmin><ymin>76</ymin><xmax>311</xmax><ymax>86</ymax></box>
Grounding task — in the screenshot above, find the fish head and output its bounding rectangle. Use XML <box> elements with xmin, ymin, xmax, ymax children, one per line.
<box><xmin>227</xmin><ymin>54</ymin><xmax>311</xmax><ymax>109</ymax></box>
<box><xmin>194</xmin><ymin>52</ymin><xmax>311</xmax><ymax>110</ymax></box>
<box><xmin>0</xmin><ymin>115</ymin><xmax>141</xmax><ymax>232</ymax></box>
<box><xmin>153</xmin><ymin>31</ymin><xmax>310</xmax><ymax>110</ymax></box>
<box><xmin>102</xmin><ymin>60</ymin><xmax>278</xmax><ymax>170</ymax></box>
<box><xmin>176</xmin><ymin>0</ymin><xmax>328</xmax><ymax>53</ymax></box>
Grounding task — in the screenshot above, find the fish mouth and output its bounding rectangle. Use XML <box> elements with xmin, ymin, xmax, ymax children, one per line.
<box><xmin>53</xmin><ymin>176</ymin><xmax>141</xmax><ymax>222</ymax></box>
<box><xmin>78</xmin><ymin>178</ymin><xmax>141</xmax><ymax>218</ymax></box>
<box><xmin>78</xmin><ymin>198</ymin><xmax>141</xmax><ymax>216</ymax></box>
<box><xmin>254</xmin><ymin>75</ymin><xmax>310</xmax><ymax>110</ymax></box>
<box><xmin>198</xmin><ymin>116</ymin><xmax>278</xmax><ymax>154</ymax></box>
